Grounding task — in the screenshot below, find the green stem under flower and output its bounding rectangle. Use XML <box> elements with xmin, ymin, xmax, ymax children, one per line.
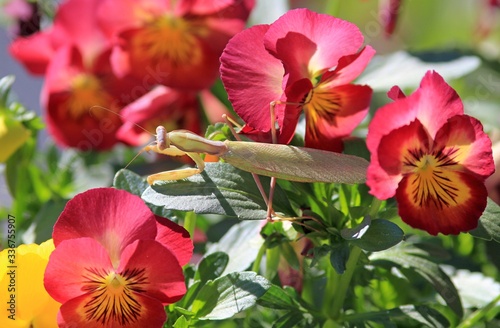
<box><xmin>183</xmin><ymin>211</ymin><xmax>197</xmax><ymax>241</ymax></box>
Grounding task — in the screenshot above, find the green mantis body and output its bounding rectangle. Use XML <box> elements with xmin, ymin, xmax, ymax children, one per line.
<box><xmin>144</xmin><ymin>126</ymin><xmax>369</xmax><ymax>185</ymax></box>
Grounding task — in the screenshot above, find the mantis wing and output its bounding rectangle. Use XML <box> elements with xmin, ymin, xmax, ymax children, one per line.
<box><xmin>222</xmin><ymin>141</ymin><xmax>369</xmax><ymax>184</ymax></box>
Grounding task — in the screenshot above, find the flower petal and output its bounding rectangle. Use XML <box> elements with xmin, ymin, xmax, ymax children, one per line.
<box><xmin>367</xmin><ymin>71</ymin><xmax>464</xmax><ymax>198</ymax></box>
<box><xmin>154</xmin><ymin>216</ymin><xmax>193</xmax><ymax>266</ymax></box>
<box><xmin>264</xmin><ymin>8</ymin><xmax>365</xmax><ymax>81</ymax></box>
<box><xmin>52</xmin><ymin>188</ymin><xmax>157</xmax><ymax>266</ymax></box>
<box><xmin>118</xmin><ymin>240</ymin><xmax>187</xmax><ymax>304</ymax></box>
<box><xmin>220</xmin><ymin>24</ymin><xmax>285</xmax><ymax>134</ymax></box>
<box><xmin>397</xmin><ymin>170</ymin><xmax>488</xmax><ymax>235</ymax></box>
<box><xmin>369</xmin><ymin>119</ymin><xmax>431</xmax><ymax>199</ymax></box>
<box><xmin>321</xmin><ymin>46</ymin><xmax>376</xmax><ymax>87</ymax></box>
<box><xmin>304</xmin><ymin>84</ymin><xmax>372</xmax><ymax>152</ymax></box>
<box><xmin>44</xmin><ymin>238</ymin><xmax>113</xmax><ymax>303</ymax></box>
<box><xmin>57</xmin><ymin>291</ymin><xmax>166</xmax><ymax>328</ymax></box>
<box><xmin>434</xmin><ymin>115</ymin><xmax>495</xmax><ymax>179</ymax></box>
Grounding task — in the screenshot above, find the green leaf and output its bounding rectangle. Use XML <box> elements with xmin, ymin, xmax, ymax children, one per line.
<box><xmin>113</xmin><ymin>169</ymin><xmax>149</xmax><ymax>197</ymax></box>
<box><xmin>0</xmin><ymin>75</ymin><xmax>15</xmax><ymax>107</ymax></box>
<box><xmin>330</xmin><ymin>241</ymin><xmax>350</xmax><ymax>274</ymax></box>
<box><xmin>172</xmin><ymin>315</ymin><xmax>188</xmax><ymax>328</ymax></box>
<box><xmin>206</xmin><ymin>220</ymin><xmax>264</xmax><ymax>275</ymax></box>
<box><xmin>341</xmin><ymin>216</ymin><xmax>405</xmax><ymax>252</ymax></box>
<box><xmin>257</xmin><ymin>284</ymin><xmax>297</xmax><ymax>310</ymax></box>
<box><xmin>470</xmin><ymin>198</ymin><xmax>500</xmax><ymax>243</ymax></box>
<box><xmin>191</xmin><ymin>271</ymin><xmax>271</xmax><ymax>320</ymax></box>
<box><xmin>273</xmin><ymin>311</ymin><xmax>305</xmax><ymax>328</ymax></box>
<box><xmin>142</xmin><ymin>162</ymin><xmax>295</xmax><ymax>219</ymax></box>
<box><xmin>370</xmin><ymin>245</ymin><xmax>463</xmax><ymax>318</ymax></box>
<box><xmin>196</xmin><ymin>252</ymin><xmax>229</xmax><ymax>283</ymax></box>
<box><xmin>344</xmin><ymin>304</ymin><xmax>449</xmax><ymax>328</ymax></box>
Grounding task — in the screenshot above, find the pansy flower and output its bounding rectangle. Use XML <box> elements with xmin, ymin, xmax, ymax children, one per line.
<box><xmin>10</xmin><ymin>0</ymin><xmax>145</xmax><ymax>150</ymax></box>
<box><xmin>220</xmin><ymin>8</ymin><xmax>374</xmax><ymax>152</ymax></box>
<box><xmin>44</xmin><ymin>188</ymin><xmax>193</xmax><ymax>327</ymax></box>
<box><xmin>0</xmin><ymin>240</ymin><xmax>60</xmax><ymax>328</ymax></box>
<box><xmin>367</xmin><ymin>71</ymin><xmax>495</xmax><ymax>235</ymax></box>
<box><xmin>98</xmin><ymin>0</ymin><xmax>255</xmax><ymax>90</ymax></box>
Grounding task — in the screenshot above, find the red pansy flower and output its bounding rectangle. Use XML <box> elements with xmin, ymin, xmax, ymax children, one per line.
<box><xmin>367</xmin><ymin>71</ymin><xmax>495</xmax><ymax>235</ymax></box>
<box><xmin>220</xmin><ymin>8</ymin><xmax>374</xmax><ymax>152</ymax></box>
<box><xmin>42</xmin><ymin>45</ymin><xmax>142</xmax><ymax>150</ymax></box>
<box><xmin>44</xmin><ymin>188</ymin><xmax>193</xmax><ymax>327</ymax></box>
<box><xmin>98</xmin><ymin>0</ymin><xmax>255</xmax><ymax>90</ymax></box>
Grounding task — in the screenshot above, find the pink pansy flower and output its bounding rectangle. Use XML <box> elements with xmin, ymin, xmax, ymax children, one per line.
<box><xmin>98</xmin><ymin>0</ymin><xmax>255</xmax><ymax>90</ymax></box>
<box><xmin>44</xmin><ymin>188</ymin><xmax>193</xmax><ymax>327</ymax></box>
<box><xmin>116</xmin><ymin>85</ymin><xmax>202</xmax><ymax>146</ymax></box>
<box><xmin>367</xmin><ymin>71</ymin><xmax>495</xmax><ymax>235</ymax></box>
<box><xmin>220</xmin><ymin>8</ymin><xmax>374</xmax><ymax>152</ymax></box>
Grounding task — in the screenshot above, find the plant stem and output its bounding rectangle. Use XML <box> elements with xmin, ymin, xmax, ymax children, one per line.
<box><xmin>251</xmin><ymin>241</ymin><xmax>267</xmax><ymax>273</ymax></box>
<box><xmin>327</xmin><ymin>197</ymin><xmax>383</xmax><ymax>320</ymax></box>
<box><xmin>183</xmin><ymin>211</ymin><xmax>197</xmax><ymax>240</ymax></box>
<box><xmin>330</xmin><ymin>245</ymin><xmax>362</xmax><ymax>320</ymax></box>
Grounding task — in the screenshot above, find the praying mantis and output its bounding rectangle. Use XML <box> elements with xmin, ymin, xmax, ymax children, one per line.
<box><xmin>143</xmin><ymin>118</ymin><xmax>369</xmax><ymax>220</ymax></box>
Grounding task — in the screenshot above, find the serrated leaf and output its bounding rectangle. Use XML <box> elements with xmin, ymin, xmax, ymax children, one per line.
<box><xmin>257</xmin><ymin>284</ymin><xmax>297</xmax><ymax>310</ymax></box>
<box><xmin>141</xmin><ymin>163</ymin><xmax>294</xmax><ymax>220</ymax></box>
<box><xmin>113</xmin><ymin>169</ymin><xmax>149</xmax><ymax>196</ymax></box>
<box><xmin>196</xmin><ymin>252</ymin><xmax>229</xmax><ymax>283</ymax></box>
<box><xmin>192</xmin><ymin>271</ymin><xmax>271</xmax><ymax>320</ymax></box>
<box><xmin>342</xmin><ymin>217</ymin><xmax>404</xmax><ymax>252</ymax></box>
<box><xmin>470</xmin><ymin>198</ymin><xmax>500</xmax><ymax>243</ymax></box>
<box><xmin>370</xmin><ymin>246</ymin><xmax>463</xmax><ymax>318</ymax></box>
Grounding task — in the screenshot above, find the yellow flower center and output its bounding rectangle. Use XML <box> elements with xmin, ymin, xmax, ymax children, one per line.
<box><xmin>403</xmin><ymin>148</ymin><xmax>466</xmax><ymax>209</ymax></box>
<box><xmin>303</xmin><ymin>85</ymin><xmax>341</xmax><ymax>139</ymax></box>
<box><xmin>67</xmin><ymin>74</ymin><xmax>114</xmax><ymax>120</ymax></box>
<box><xmin>132</xmin><ymin>15</ymin><xmax>204</xmax><ymax>68</ymax></box>
<box><xmin>81</xmin><ymin>267</ymin><xmax>148</xmax><ymax>325</ymax></box>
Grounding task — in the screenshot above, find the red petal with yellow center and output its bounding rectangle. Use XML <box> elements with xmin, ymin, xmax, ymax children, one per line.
<box><xmin>46</xmin><ymin>238</ymin><xmax>186</xmax><ymax>327</ymax></box>
<box><xmin>113</xmin><ymin>20</ymin><xmax>219</xmax><ymax>90</ymax></box>
<box><xmin>397</xmin><ymin>170</ymin><xmax>488</xmax><ymax>235</ymax></box>
<box><xmin>304</xmin><ymin>84</ymin><xmax>372</xmax><ymax>152</ymax></box>
<box><xmin>44</xmin><ymin>238</ymin><xmax>112</xmax><ymax>303</ymax></box>
<box><xmin>57</xmin><ymin>292</ymin><xmax>166</xmax><ymax>328</ymax></box>
<box><xmin>433</xmin><ymin>115</ymin><xmax>495</xmax><ymax>179</ymax></box>
<box><xmin>53</xmin><ymin>188</ymin><xmax>158</xmax><ymax>266</ymax></box>
<box><xmin>370</xmin><ymin>119</ymin><xmax>431</xmax><ymax>199</ymax></box>
<box><xmin>118</xmin><ymin>240</ymin><xmax>187</xmax><ymax>304</ymax></box>
<box><xmin>367</xmin><ymin>71</ymin><xmax>465</xmax><ymax>199</ymax></box>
